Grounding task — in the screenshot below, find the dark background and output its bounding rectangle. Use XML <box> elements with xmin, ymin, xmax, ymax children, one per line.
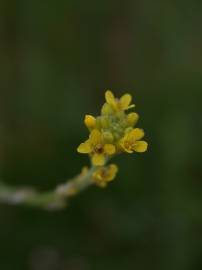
<box><xmin>0</xmin><ymin>1</ymin><xmax>202</xmax><ymax>269</ymax></box>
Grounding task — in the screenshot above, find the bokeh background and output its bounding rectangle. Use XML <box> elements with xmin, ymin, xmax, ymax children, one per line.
<box><xmin>0</xmin><ymin>1</ymin><xmax>202</xmax><ymax>269</ymax></box>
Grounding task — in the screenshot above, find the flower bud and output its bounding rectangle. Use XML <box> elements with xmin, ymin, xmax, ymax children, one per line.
<box><xmin>127</xmin><ymin>112</ymin><xmax>139</xmax><ymax>126</ymax></box>
<box><xmin>84</xmin><ymin>115</ymin><xmax>96</xmax><ymax>129</ymax></box>
<box><xmin>103</xmin><ymin>131</ymin><xmax>114</xmax><ymax>143</ymax></box>
<box><xmin>101</xmin><ymin>103</ymin><xmax>113</xmax><ymax>115</ymax></box>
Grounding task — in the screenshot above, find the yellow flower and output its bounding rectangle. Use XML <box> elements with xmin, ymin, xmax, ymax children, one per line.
<box><xmin>120</xmin><ymin>128</ymin><xmax>148</xmax><ymax>153</ymax></box>
<box><xmin>105</xmin><ymin>90</ymin><xmax>135</xmax><ymax>112</ymax></box>
<box><xmin>84</xmin><ymin>115</ymin><xmax>96</xmax><ymax>129</ymax></box>
<box><xmin>77</xmin><ymin>129</ymin><xmax>116</xmax><ymax>166</ymax></box>
<box><xmin>93</xmin><ymin>164</ymin><xmax>119</xmax><ymax>188</ymax></box>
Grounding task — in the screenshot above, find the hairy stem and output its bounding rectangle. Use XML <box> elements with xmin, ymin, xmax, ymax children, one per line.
<box><xmin>0</xmin><ymin>166</ymin><xmax>96</xmax><ymax>210</ymax></box>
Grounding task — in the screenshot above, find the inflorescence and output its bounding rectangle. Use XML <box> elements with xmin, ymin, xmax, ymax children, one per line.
<box><xmin>77</xmin><ymin>90</ymin><xmax>148</xmax><ymax>188</ymax></box>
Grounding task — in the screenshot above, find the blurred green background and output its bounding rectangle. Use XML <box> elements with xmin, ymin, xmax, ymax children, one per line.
<box><xmin>0</xmin><ymin>0</ymin><xmax>202</xmax><ymax>269</ymax></box>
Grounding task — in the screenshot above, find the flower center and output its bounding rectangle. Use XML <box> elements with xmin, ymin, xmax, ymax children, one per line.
<box><xmin>100</xmin><ymin>169</ymin><xmax>109</xmax><ymax>179</ymax></box>
<box><xmin>125</xmin><ymin>139</ymin><xmax>136</xmax><ymax>150</ymax></box>
<box><xmin>94</xmin><ymin>144</ymin><xmax>103</xmax><ymax>154</ymax></box>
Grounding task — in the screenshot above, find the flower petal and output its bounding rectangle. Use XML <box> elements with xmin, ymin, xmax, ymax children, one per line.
<box><xmin>77</xmin><ymin>141</ymin><xmax>92</xmax><ymax>153</ymax></box>
<box><xmin>92</xmin><ymin>154</ymin><xmax>105</xmax><ymax>166</ymax></box>
<box><xmin>129</xmin><ymin>128</ymin><xmax>145</xmax><ymax>140</ymax></box>
<box><xmin>104</xmin><ymin>144</ymin><xmax>116</xmax><ymax>155</ymax></box>
<box><xmin>120</xmin><ymin>94</ymin><xmax>132</xmax><ymax>109</ymax></box>
<box><xmin>89</xmin><ymin>129</ymin><xmax>102</xmax><ymax>145</ymax></box>
<box><xmin>107</xmin><ymin>164</ymin><xmax>119</xmax><ymax>181</ymax></box>
<box><xmin>105</xmin><ymin>90</ymin><xmax>115</xmax><ymax>104</ymax></box>
<box><xmin>133</xmin><ymin>141</ymin><xmax>148</xmax><ymax>153</ymax></box>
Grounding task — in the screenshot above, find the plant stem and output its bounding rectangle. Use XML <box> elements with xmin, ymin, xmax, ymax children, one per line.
<box><xmin>0</xmin><ymin>166</ymin><xmax>96</xmax><ymax>210</ymax></box>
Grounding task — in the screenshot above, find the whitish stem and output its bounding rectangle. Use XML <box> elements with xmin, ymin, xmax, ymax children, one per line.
<box><xmin>0</xmin><ymin>166</ymin><xmax>97</xmax><ymax>210</ymax></box>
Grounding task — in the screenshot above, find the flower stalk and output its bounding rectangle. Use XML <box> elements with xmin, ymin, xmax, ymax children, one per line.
<box><xmin>0</xmin><ymin>166</ymin><xmax>97</xmax><ymax>210</ymax></box>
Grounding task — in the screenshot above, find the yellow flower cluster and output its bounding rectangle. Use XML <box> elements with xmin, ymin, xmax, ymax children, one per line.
<box><xmin>93</xmin><ymin>164</ymin><xmax>119</xmax><ymax>188</ymax></box>
<box><xmin>77</xmin><ymin>90</ymin><xmax>148</xmax><ymax>186</ymax></box>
